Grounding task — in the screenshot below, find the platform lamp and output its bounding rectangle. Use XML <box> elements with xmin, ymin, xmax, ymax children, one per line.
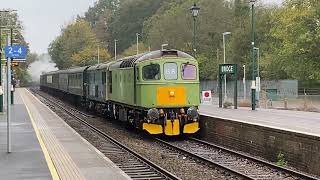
<box><xmin>250</xmin><ymin>0</ymin><xmax>257</xmax><ymax>110</ymax></box>
<box><xmin>190</xmin><ymin>3</ymin><xmax>200</xmax><ymax>57</ymax></box>
<box><xmin>223</xmin><ymin>32</ymin><xmax>231</xmax><ymax>100</ymax></box>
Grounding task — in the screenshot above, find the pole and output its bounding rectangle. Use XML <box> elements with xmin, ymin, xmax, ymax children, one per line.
<box><xmin>97</xmin><ymin>44</ymin><xmax>100</xmax><ymax>64</ymax></box>
<box><xmin>6</xmin><ymin>30</ymin><xmax>11</xmax><ymax>153</ymax></box>
<box><xmin>257</xmin><ymin>48</ymin><xmax>260</xmax><ymax>77</ymax></box>
<box><xmin>219</xmin><ymin>65</ymin><xmax>222</xmax><ymax>108</ymax></box>
<box><xmin>10</xmin><ymin>28</ymin><xmax>13</xmax><ymax>105</ymax></box>
<box><xmin>223</xmin><ymin>34</ymin><xmax>227</xmax><ymax>101</ymax></box>
<box><xmin>234</xmin><ymin>65</ymin><xmax>238</xmax><ymax>109</ymax></box>
<box><xmin>251</xmin><ymin>1</ymin><xmax>256</xmax><ymax>110</ymax></box>
<box><xmin>256</xmin><ymin>48</ymin><xmax>260</xmax><ymax>106</ymax></box>
<box><xmin>243</xmin><ymin>65</ymin><xmax>246</xmax><ymax>100</ymax></box>
<box><xmin>193</xmin><ymin>17</ymin><xmax>196</xmax><ymax>57</ymax></box>
<box><xmin>136</xmin><ymin>33</ymin><xmax>139</xmax><ymax>55</ymax></box>
<box><xmin>0</xmin><ymin>22</ymin><xmax>3</xmax><ymax>112</ymax></box>
<box><xmin>114</xmin><ymin>40</ymin><xmax>117</xmax><ymax>61</ymax></box>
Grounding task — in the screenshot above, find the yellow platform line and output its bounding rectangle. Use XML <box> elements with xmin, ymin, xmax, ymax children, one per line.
<box><xmin>20</xmin><ymin>93</ymin><xmax>60</xmax><ymax>180</ymax></box>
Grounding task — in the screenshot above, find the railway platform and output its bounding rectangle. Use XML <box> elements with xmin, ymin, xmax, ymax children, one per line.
<box><xmin>199</xmin><ymin>104</ymin><xmax>320</xmax><ymax>175</ymax></box>
<box><xmin>0</xmin><ymin>88</ymin><xmax>130</xmax><ymax>180</ymax></box>
<box><xmin>200</xmin><ymin>104</ymin><xmax>320</xmax><ymax>136</ymax></box>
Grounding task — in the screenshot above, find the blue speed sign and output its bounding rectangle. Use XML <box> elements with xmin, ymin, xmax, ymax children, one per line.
<box><xmin>4</xmin><ymin>46</ymin><xmax>27</xmax><ymax>59</ymax></box>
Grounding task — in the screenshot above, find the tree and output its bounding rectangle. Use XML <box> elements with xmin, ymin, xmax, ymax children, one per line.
<box><xmin>121</xmin><ymin>42</ymin><xmax>149</xmax><ymax>57</ymax></box>
<box><xmin>48</xmin><ymin>19</ymin><xmax>111</xmax><ymax>69</ymax></box>
<box><xmin>108</xmin><ymin>0</ymin><xmax>164</xmax><ymax>53</ymax></box>
<box><xmin>71</xmin><ymin>47</ymin><xmax>111</xmax><ymax>66</ymax></box>
<box><xmin>266</xmin><ymin>0</ymin><xmax>320</xmax><ymax>80</ymax></box>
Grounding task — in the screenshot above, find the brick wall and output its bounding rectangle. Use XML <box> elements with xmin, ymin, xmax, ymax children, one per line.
<box><xmin>200</xmin><ymin>115</ymin><xmax>320</xmax><ymax>175</ymax></box>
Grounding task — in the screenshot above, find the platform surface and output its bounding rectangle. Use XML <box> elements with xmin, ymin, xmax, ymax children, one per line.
<box><xmin>200</xmin><ymin>104</ymin><xmax>320</xmax><ymax>137</ymax></box>
<box><xmin>0</xmin><ymin>89</ymin><xmax>52</xmax><ymax>179</ymax></box>
<box><xmin>1</xmin><ymin>88</ymin><xmax>131</xmax><ymax>180</ymax></box>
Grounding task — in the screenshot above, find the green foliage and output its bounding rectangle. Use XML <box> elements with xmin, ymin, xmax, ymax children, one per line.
<box><xmin>48</xmin><ymin>19</ymin><xmax>111</xmax><ymax>69</ymax></box>
<box><xmin>121</xmin><ymin>43</ymin><xmax>149</xmax><ymax>57</ymax></box>
<box><xmin>276</xmin><ymin>152</ymin><xmax>288</xmax><ymax>167</ymax></box>
<box><xmin>223</xmin><ymin>101</ymin><xmax>233</xmax><ymax>109</ymax></box>
<box><xmin>14</xmin><ymin>66</ymin><xmax>31</xmax><ymax>87</ymax></box>
<box><xmin>71</xmin><ymin>47</ymin><xmax>111</xmax><ymax>66</ymax></box>
<box><xmin>108</xmin><ymin>0</ymin><xmax>164</xmax><ymax>53</ymax></box>
<box><xmin>266</xmin><ymin>1</ymin><xmax>320</xmax><ymax>80</ymax></box>
<box><xmin>0</xmin><ymin>12</ymin><xmax>31</xmax><ymax>86</ymax></box>
<box><xmin>49</xmin><ymin>0</ymin><xmax>320</xmax><ymax>81</ymax></box>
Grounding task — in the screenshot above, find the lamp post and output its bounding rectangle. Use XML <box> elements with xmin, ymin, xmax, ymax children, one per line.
<box><xmin>243</xmin><ymin>65</ymin><xmax>246</xmax><ymax>100</ymax></box>
<box><xmin>250</xmin><ymin>0</ymin><xmax>256</xmax><ymax>110</ymax></box>
<box><xmin>97</xmin><ymin>44</ymin><xmax>100</xmax><ymax>64</ymax></box>
<box><xmin>136</xmin><ymin>33</ymin><xmax>140</xmax><ymax>55</ymax></box>
<box><xmin>114</xmin><ymin>39</ymin><xmax>118</xmax><ymax>61</ymax></box>
<box><xmin>190</xmin><ymin>3</ymin><xmax>200</xmax><ymax>57</ymax></box>
<box><xmin>223</xmin><ymin>32</ymin><xmax>231</xmax><ymax>100</ymax></box>
<box><xmin>254</xmin><ymin>47</ymin><xmax>260</xmax><ymax>77</ymax></box>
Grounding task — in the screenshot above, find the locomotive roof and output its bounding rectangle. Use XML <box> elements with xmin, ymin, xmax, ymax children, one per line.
<box><xmin>42</xmin><ymin>50</ymin><xmax>193</xmax><ymax>75</ymax></box>
<box><xmin>87</xmin><ymin>61</ymin><xmax>114</xmax><ymax>71</ymax></box>
<box><xmin>109</xmin><ymin>49</ymin><xmax>193</xmax><ymax>69</ymax></box>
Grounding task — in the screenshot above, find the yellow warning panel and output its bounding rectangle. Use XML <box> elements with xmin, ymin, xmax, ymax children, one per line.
<box><xmin>164</xmin><ymin>119</ymin><xmax>180</xmax><ymax>136</ymax></box>
<box><xmin>143</xmin><ymin>123</ymin><xmax>163</xmax><ymax>135</ymax></box>
<box><xmin>183</xmin><ymin>122</ymin><xmax>200</xmax><ymax>134</ymax></box>
<box><xmin>157</xmin><ymin>87</ymin><xmax>186</xmax><ymax>106</ymax></box>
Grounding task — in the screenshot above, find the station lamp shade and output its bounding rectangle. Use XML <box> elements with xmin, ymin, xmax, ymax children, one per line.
<box><xmin>190</xmin><ymin>3</ymin><xmax>200</xmax><ymax>18</ymax></box>
<box><xmin>250</xmin><ymin>0</ymin><xmax>256</xmax><ymax>5</ymax></box>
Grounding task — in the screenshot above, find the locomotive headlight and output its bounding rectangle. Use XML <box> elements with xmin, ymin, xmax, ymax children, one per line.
<box><xmin>169</xmin><ymin>91</ymin><xmax>175</xmax><ymax>97</ymax></box>
<box><xmin>147</xmin><ymin>108</ymin><xmax>159</xmax><ymax>122</ymax></box>
<box><xmin>187</xmin><ymin>106</ymin><xmax>198</xmax><ymax>120</ymax></box>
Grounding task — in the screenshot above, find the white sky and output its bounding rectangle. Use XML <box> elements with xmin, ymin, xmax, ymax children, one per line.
<box><xmin>1</xmin><ymin>0</ymin><xmax>282</xmax><ymax>54</ymax></box>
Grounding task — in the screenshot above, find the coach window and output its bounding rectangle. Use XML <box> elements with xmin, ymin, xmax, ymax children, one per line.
<box><xmin>143</xmin><ymin>64</ymin><xmax>160</xmax><ymax>80</ymax></box>
<box><xmin>164</xmin><ymin>63</ymin><xmax>177</xmax><ymax>80</ymax></box>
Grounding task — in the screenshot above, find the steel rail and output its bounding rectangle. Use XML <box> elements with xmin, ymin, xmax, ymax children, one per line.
<box><xmin>190</xmin><ymin>138</ymin><xmax>317</xmax><ymax>180</ymax></box>
<box><xmin>155</xmin><ymin>138</ymin><xmax>253</xmax><ymax>180</ymax></box>
<box><xmin>31</xmin><ymin>89</ymin><xmax>180</xmax><ymax>180</ymax></box>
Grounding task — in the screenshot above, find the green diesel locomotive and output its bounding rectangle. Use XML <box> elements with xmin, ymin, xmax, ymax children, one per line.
<box><xmin>40</xmin><ymin>50</ymin><xmax>200</xmax><ymax>136</ymax></box>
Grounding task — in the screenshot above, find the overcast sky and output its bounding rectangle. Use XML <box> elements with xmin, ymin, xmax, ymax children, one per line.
<box><xmin>2</xmin><ymin>0</ymin><xmax>283</xmax><ymax>54</ymax></box>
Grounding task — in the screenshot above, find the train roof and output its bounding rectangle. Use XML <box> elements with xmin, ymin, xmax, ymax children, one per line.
<box><xmin>42</xmin><ymin>66</ymin><xmax>89</xmax><ymax>76</ymax></box>
<box><xmin>87</xmin><ymin>61</ymin><xmax>114</xmax><ymax>71</ymax></box>
<box><xmin>41</xmin><ymin>49</ymin><xmax>193</xmax><ymax>75</ymax></box>
<box><xmin>109</xmin><ymin>49</ymin><xmax>193</xmax><ymax>69</ymax></box>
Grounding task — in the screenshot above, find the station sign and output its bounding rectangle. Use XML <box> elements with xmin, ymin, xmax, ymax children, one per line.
<box><xmin>202</xmin><ymin>90</ymin><xmax>212</xmax><ymax>105</ymax></box>
<box><xmin>4</xmin><ymin>45</ymin><xmax>27</xmax><ymax>59</ymax></box>
<box><xmin>220</xmin><ymin>64</ymin><xmax>237</xmax><ymax>74</ymax></box>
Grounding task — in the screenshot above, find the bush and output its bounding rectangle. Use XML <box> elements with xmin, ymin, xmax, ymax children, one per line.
<box><xmin>223</xmin><ymin>101</ymin><xmax>233</xmax><ymax>109</ymax></box>
<box><xmin>276</xmin><ymin>152</ymin><xmax>288</xmax><ymax>167</ymax></box>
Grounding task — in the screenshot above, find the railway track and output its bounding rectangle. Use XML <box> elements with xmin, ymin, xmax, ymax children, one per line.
<box><xmin>31</xmin><ymin>89</ymin><xmax>180</xmax><ymax>180</ymax></box>
<box><xmin>32</xmin><ymin>88</ymin><xmax>319</xmax><ymax>180</ymax></box>
<box><xmin>156</xmin><ymin>137</ymin><xmax>318</xmax><ymax>180</ymax></box>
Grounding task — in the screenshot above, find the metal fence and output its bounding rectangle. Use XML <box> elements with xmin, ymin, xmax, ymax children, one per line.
<box><xmin>200</xmin><ymin>80</ymin><xmax>298</xmax><ymax>100</ymax></box>
<box><xmin>200</xmin><ymin>80</ymin><xmax>320</xmax><ymax>112</ymax></box>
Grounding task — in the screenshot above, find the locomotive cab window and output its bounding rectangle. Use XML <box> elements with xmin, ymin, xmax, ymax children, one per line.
<box><xmin>182</xmin><ymin>64</ymin><xmax>197</xmax><ymax>80</ymax></box>
<box><xmin>143</xmin><ymin>64</ymin><xmax>160</xmax><ymax>80</ymax></box>
<box><xmin>164</xmin><ymin>63</ymin><xmax>177</xmax><ymax>80</ymax></box>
